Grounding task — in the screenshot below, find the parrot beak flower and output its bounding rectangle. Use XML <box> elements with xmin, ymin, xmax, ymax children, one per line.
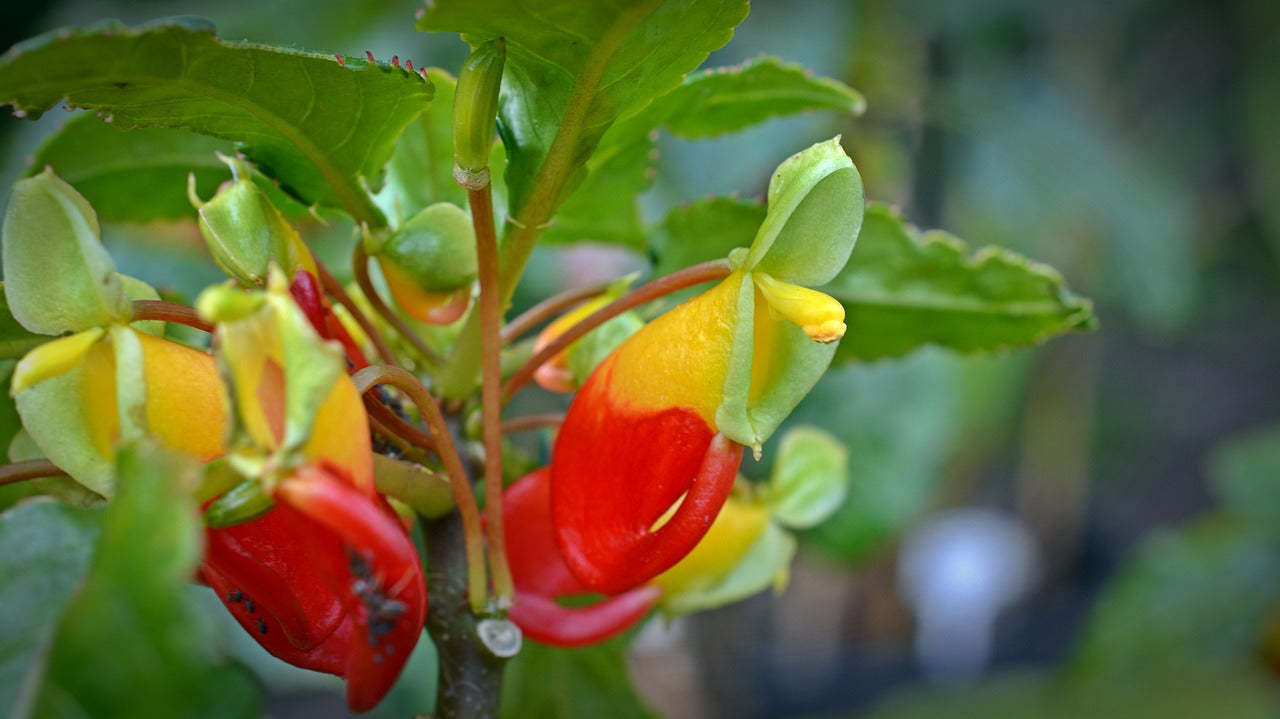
<box><xmin>195</xmin><ymin>273</ymin><xmax>425</xmax><ymax>712</ymax></box>
<box><xmin>551</xmin><ymin>138</ymin><xmax>864</xmax><ymax>595</ymax></box>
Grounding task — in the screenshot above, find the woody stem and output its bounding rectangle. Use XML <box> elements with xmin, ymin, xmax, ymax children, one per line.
<box><xmin>501</xmin><ymin>258</ymin><xmax>733</xmax><ymax>404</ymax></box>
<box><xmin>469</xmin><ymin>183</ymin><xmax>515</xmax><ymax>606</ymax></box>
<box><xmin>351</xmin><ymin>364</ymin><xmax>488</xmax><ymax>613</ymax></box>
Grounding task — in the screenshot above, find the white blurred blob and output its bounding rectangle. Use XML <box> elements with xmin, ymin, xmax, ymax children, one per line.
<box><xmin>896</xmin><ymin>507</ymin><xmax>1039</xmax><ymax>683</ymax></box>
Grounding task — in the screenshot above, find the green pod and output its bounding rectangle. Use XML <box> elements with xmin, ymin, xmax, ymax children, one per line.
<box><xmin>453</xmin><ymin>37</ymin><xmax>506</xmax><ymax>184</ymax></box>
<box><xmin>368</xmin><ymin>203</ymin><xmax>477</xmax><ymax>324</ymax></box>
<box><xmin>2</xmin><ymin>168</ymin><xmax>130</xmax><ymax>335</ymax></box>
<box><xmin>203</xmin><ymin>478</ymin><xmax>275</xmax><ymax>528</ymax></box>
<box><xmin>194</xmin><ymin>154</ymin><xmax>303</xmax><ymax>286</ymax></box>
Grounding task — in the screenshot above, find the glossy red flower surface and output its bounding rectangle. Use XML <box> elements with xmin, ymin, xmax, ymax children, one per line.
<box><xmin>503</xmin><ymin>468</ymin><xmax>659</xmax><ymax>647</ymax></box>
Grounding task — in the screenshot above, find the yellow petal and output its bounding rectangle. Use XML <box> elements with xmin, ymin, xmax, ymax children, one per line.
<box><xmin>11</xmin><ymin>327</ymin><xmax>105</xmax><ymax>394</ymax></box>
<box><xmin>651</xmin><ymin>496</ymin><xmax>771</xmax><ymax>597</ymax></box>
<box><xmin>752</xmin><ymin>272</ymin><xmax>846</xmax><ymax>343</ymax></box>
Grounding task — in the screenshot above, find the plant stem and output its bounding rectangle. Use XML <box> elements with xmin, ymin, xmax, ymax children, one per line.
<box><xmin>351</xmin><ymin>364</ymin><xmax>488</xmax><ymax>612</ymax></box>
<box><xmin>469</xmin><ymin>183</ymin><xmax>515</xmax><ymax>606</ymax></box>
<box><xmin>499</xmin><ymin>280</ymin><xmax>610</xmax><ymax>345</ymax></box>
<box><xmin>423</xmin><ymin>512</ymin><xmax>509</xmax><ymax>719</ymax></box>
<box><xmin>131</xmin><ymin>300</ymin><xmax>213</xmax><ymax>333</ymax></box>
<box><xmin>499</xmin><ymin>412</ymin><xmax>564</xmax><ymax>434</ymax></box>
<box><xmin>0</xmin><ymin>458</ymin><xmax>66</xmax><ymax>487</ymax></box>
<box><xmin>501</xmin><ymin>258</ymin><xmax>732</xmax><ymax>404</ymax></box>
<box><xmin>352</xmin><ymin>243</ymin><xmax>443</xmax><ymax>367</ymax></box>
<box><xmin>313</xmin><ymin>256</ymin><xmax>398</xmax><ymax>365</ymax></box>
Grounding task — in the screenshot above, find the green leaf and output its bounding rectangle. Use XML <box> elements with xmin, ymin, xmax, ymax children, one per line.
<box><xmin>0</xmin><ymin>501</ymin><xmax>101</xmax><ymax>719</ymax></box>
<box><xmin>419</xmin><ymin>0</ymin><xmax>748</xmax><ymax>220</ymax></box>
<box><xmin>764</xmin><ymin>426</ymin><xmax>848</xmax><ymax>529</ymax></box>
<box><xmin>650</xmin><ymin>196</ymin><xmax>764</xmax><ymax>278</ymax></box>
<box><xmin>0</xmin><ymin>20</ymin><xmax>432</xmax><ymax>225</ymax></box>
<box><xmin>542</xmin><ymin>56</ymin><xmax>863</xmax><ymax>249</ymax></box>
<box><xmin>27</xmin><ymin>112</ymin><xmax>234</xmax><ymax>222</ymax></box>
<box><xmin>501</xmin><ymin>634</ymin><xmax>655</xmax><ymax>719</ymax></box>
<box><xmin>644</xmin><ymin>55</ymin><xmax>865</xmax><ymax>139</ymax></box>
<box><xmin>29</xmin><ymin>442</ymin><xmax>260</xmax><ymax>719</ymax></box>
<box><xmin>828</xmin><ymin>203</ymin><xmax>1096</xmax><ymax>362</ymax></box>
<box><xmin>1067</xmin><ymin>516</ymin><xmax>1280</xmax><ymax>681</ymax></box>
<box><xmin>1208</xmin><ymin>423</ymin><xmax>1280</xmax><ymax>529</ymax></box>
<box><xmin>374</xmin><ymin>68</ymin><xmax>468</xmax><ymax>220</ymax></box>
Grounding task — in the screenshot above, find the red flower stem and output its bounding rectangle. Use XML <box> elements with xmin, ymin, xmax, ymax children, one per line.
<box><xmin>312</xmin><ymin>256</ymin><xmax>398</xmax><ymax>365</ymax></box>
<box><xmin>0</xmin><ymin>458</ymin><xmax>66</xmax><ymax>487</ymax></box>
<box><xmin>351</xmin><ymin>244</ymin><xmax>443</xmax><ymax>367</ymax></box>
<box><xmin>501</xmin><ymin>258</ymin><xmax>733</xmax><ymax>405</ymax></box>
<box><xmin>351</xmin><ymin>364</ymin><xmax>488</xmax><ymax>612</ymax></box>
<box><xmin>131</xmin><ymin>300</ymin><xmax>214</xmax><ymax>333</ymax></box>
<box><xmin>499</xmin><ymin>412</ymin><xmax>564</xmax><ymax>434</ymax></box>
<box><xmin>498</xmin><ymin>281</ymin><xmax>610</xmax><ymax>345</ymax></box>
<box><xmin>469</xmin><ymin>183</ymin><xmax>515</xmax><ymax>607</ymax></box>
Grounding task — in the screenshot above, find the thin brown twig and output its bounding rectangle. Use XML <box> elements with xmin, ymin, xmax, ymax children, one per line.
<box><xmin>469</xmin><ymin>183</ymin><xmax>514</xmax><ymax>606</ymax></box>
<box><xmin>350</xmin><ymin>364</ymin><xmax>488</xmax><ymax>613</ymax></box>
<box><xmin>501</xmin><ymin>258</ymin><xmax>733</xmax><ymax>405</ymax></box>
<box><xmin>351</xmin><ymin>244</ymin><xmax>443</xmax><ymax>367</ymax></box>
<box><xmin>499</xmin><ymin>412</ymin><xmax>565</xmax><ymax>434</ymax></box>
<box><xmin>131</xmin><ymin>300</ymin><xmax>214</xmax><ymax>333</ymax></box>
<box><xmin>498</xmin><ymin>280</ymin><xmax>611</xmax><ymax>345</ymax></box>
<box><xmin>0</xmin><ymin>458</ymin><xmax>66</xmax><ymax>487</ymax></box>
<box><xmin>313</xmin><ymin>256</ymin><xmax>397</xmax><ymax>365</ymax></box>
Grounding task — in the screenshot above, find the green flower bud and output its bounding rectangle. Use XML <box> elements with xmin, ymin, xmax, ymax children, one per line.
<box><xmin>2</xmin><ymin>167</ymin><xmax>130</xmax><ymax>335</ymax></box>
<box><xmin>367</xmin><ymin>203</ymin><xmax>477</xmax><ymax>324</ymax></box>
<box><xmin>193</xmin><ymin>153</ymin><xmax>308</xmax><ymax>286</ymax></box>
<box><xmin>203</xmin><ymin>478</ymin><xmax>274</xmax><ymax>528</ymax></box>
<box><xmin>453</xmin><ymin>38</ymin><xmax>506</xmax><ymax>187</ymax></box>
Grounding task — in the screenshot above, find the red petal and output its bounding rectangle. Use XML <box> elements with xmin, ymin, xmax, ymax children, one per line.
<box><xmin>504</xmin><ymin>468</ymin><xmax>659</xmax><ymax>647</ymax></box>
<box><xmin>202</xmin><ymin>507</ymin><xmax>345</xmax><ymax>650</ymax></box>
<box><xmin>199</xmin><ymin>562</ymin><xmax>348</xmax><ymax>675</ymax></box>
<box><xmin>276</xmin><ymin>468</ymin><xmax>427</xmax><ymax>712</ymax></box>
<box><xmin>551</xmin><ymin>363</ymin><xmax>743</xmax><ymax>594</ymax></box>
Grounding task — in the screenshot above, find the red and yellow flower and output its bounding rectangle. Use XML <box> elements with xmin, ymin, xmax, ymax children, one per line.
<box><xmin>550</xmin><ymin>138</ymin><xmax>864</xmax><ymax>595</ymax></box>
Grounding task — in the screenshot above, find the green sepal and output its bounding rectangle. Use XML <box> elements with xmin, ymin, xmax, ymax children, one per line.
<box><xmin>742</xmin><ymin>137</ymin><xmax>864</xmax><ymax>286</ymax></box>
<box><xmin>195</xmin><ymin>154</ymin><xmax>301</xmax><ymax>286</ymax></box>
<box><xmin>1</xmin><ymin>167</ymin><xmax>130</xmax><ymax>335</ymax></box>
<box><xmin>201</xmin><ymin>270</ymin><xmax>346</xmax><ymax>459</ymax></box>
<box><xmin>367</xmin><ymin>202</ymin><xmax>478</xmax><ymax>292</ymax></box>
<box><xmin>714</xmin><ymin>274</ymin><xmax>838</xmax><ymax>453</ymax></box>
<box><xmin>763</xmin><ymin>426</ymin><xmax>848</xmax><ymax>529</ymax></box>
<box><xmin>202</xmin><ymin>478</ymin><xmax>274</xmax><ymax>528</ymax></box>
<box><xmin>12</xmin><ymin>345</ymin><xmax>115</xmax><ymax>497</ymax></box>
<box><xmin>660</xmin><ymin>520</ymin><xmax>795</xmax><ymax>617</ymax></box>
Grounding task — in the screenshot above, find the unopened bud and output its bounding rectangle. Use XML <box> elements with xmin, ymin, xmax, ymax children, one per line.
<box><xmin>367</xmin><ymin>203</ymin><xmax>477</xmax><ymax>324</ymax></box>
<box><xmin>453</xmin><ymin>38</ymin><xmax>506</xmax><ymax>185</ymax></box>
<box><xmin>193</xmin><ymin>154</ymin><xmax>310</xmax><ymax>285</ymax></box>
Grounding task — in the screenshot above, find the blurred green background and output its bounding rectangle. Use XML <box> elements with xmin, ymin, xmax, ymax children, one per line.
<box><xmin>3</xmin><ymin>0</ymin><xmax>1280</xmax><ymax>717</ymax></box>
